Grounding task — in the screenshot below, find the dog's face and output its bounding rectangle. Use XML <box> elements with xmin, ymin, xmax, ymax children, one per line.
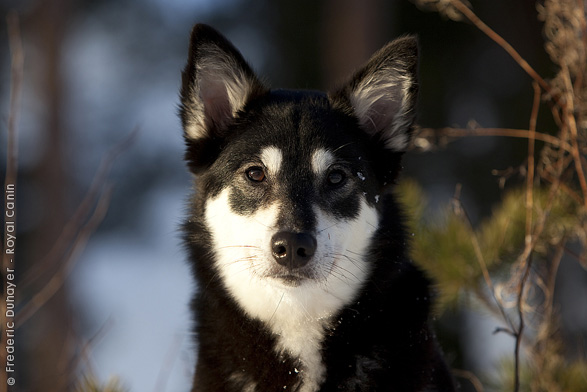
<box><xmin>200</xmin><ymin>94</ymin><xmax>384</xmax><ymax>325</ymax></box>
<box><xmin>180</xmin><ymin>25</ymin><xmax>418</xmax><ymax>327</ymax></box>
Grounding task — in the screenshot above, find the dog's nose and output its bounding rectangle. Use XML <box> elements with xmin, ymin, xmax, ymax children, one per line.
<box><xmin>271</xmin><ymin>232</ymin><xmax>317</xmax><ymax>269</ymax></box>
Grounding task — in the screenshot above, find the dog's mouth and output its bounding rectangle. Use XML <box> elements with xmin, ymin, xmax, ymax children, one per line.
<box><xmin>274</xmin><ymin>274</ymin><xmax>304</xmax><ymax>287</ymax></box>
<box><xmin>267</xmin><ymin>269</ymin><xmax>315</xmax><ymax>287</ymax></box>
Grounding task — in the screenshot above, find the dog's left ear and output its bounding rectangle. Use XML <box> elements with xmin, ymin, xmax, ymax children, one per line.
<box><xmin>180</xmin><ymin>24</ymin><xmax>267</xmax><ymax>172</ymax></box>
<box><xmin>329</xmin><ymin>36</ymin><xmax>418</xmax><ymax>152</ymax></box>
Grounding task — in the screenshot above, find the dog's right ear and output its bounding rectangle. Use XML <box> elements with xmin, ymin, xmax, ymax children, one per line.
<box><xmin>329</xmin><ymin>36</ymin><xmax>418</xmax><ymax>153</ymax></box>
<box><xmin>180</xmin><ymin>24</ymin><xmax>267</xmax><ymax>173</ymax></box>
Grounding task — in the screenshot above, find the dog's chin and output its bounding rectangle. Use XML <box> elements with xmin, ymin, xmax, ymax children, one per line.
<box><xmin>271</xmin><ymin>275</ymin><xmax>304</xmax><ymax>287</ymax></box>
<box><xmin>267</xmin><ymin>270</ymin><xmax>315</xmax><ymax>287</ymax></box>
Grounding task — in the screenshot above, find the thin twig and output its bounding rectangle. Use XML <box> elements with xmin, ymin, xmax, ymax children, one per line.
<box><xmin>471</xmin><ymin>286</ymin><xmax>510</xmax><ymax>325</ymax></box>
<box><xmin>543</xmin><ymin>241</ymin><xmax>566</xmax><ymax>323</ymax></box>
<box><xmin>416</xmin><ymin>127</ymin><xmax>571</xmax><ymax>152</ymax></box>
<box><xmin>493</xmin><ymin>326</ymin><xmax>516</xmax><ymax>337</ymax></box>
<box><xmin>513</xmin><ymin>252</ymin><xmax>532</xmax><ymax>392</ymax></box>
<box><xmin>448</xmin><ymin>0</ymin><xmax>553</xmax><ymax>96</ymax></box>
<box><xmin>21</xmin><ymin>127</ymin><xmax>138</xmax><ymax>289</ymax></box>
<box><xmin>564</xmin><ymin>246</ymin><xmax>587</xmax><ymax>270</ymax></box>
<box><xmin>67</xmin><ymin>317</ymin><xmax>116</xmax><ymax>390</ymax></box>
<box><xmin>451</xmin><ymin>190</ymin><xmax>515</xmax><ymax>333</ymax></box>
<box><xmin>16</xmin><ymin>186</ymin><xmax>113</xmax><ymax>326</ymax></box>
<box><xmin>505</xmin><ymin>148</ymin><xmax>566</xmax><ymax>361</ymax></box>
<box><xmin>512</xmin><ymin>81</ymin><xmax>541</xmax><ymax>392</ymax></box>
<box><xmin>526</xmin><ymin>82</ymin><xmax>540</xmax><ymax>245</ymax></box>
<box><xmin>560</xmin><ymin>64</ymin><xmax>587</xmax><ymax>207</ymax></box>
<box><xmin>540</xmin><ymin>172</ymin><xmax>583</xmax><ymax>205</ymax></box>
<box><xmin>153</xmin><ymin>334</ymin><xmax>185</xmax><ymax>392</ymax></box>
<box><xmin>452</xmin><ymin>368</ymin><xmax>485</xmax><ymax>392</ymax></box>
<box><xmin>577</xmin><ymin>0</ymin><xmax>587</xmax><ymax>95</ymax></box>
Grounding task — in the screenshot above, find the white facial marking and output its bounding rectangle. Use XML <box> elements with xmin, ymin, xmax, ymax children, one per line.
<box><xmin>204</xmin><ymin>189</ymin><xmax>379</xmax><ymax>392</ymax></box>
<box><xmin>260</xmin><ymin>146</ymin><xmax>283</xmax><ymax>177</ymax></box>
<box><xmin>311</xmin><ymin>148</ymin><xmax>335</xmax><ymax>175</ymax></box>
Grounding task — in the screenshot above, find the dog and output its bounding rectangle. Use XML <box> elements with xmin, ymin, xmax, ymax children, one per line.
<box><xmin>179</xmin><ymin>23</ymin><xmax>455</xmax><ymax>392</ymax></box>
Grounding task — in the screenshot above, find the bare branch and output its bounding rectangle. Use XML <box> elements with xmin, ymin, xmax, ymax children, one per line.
<box><xmin>21</xmin><ymin>127</ymin><xmax>138</xmax><ymax>290</ymax></box>
<box><xmin>451</xmin><ymin>189</ymin><xmax>516</xmax><ymax>333</ymax></box>
<box><xmin>560</xmin><ymin>64</ymin><xmax>587</xmax><ymax>207</ymax></box>
<box><xmin>415</xmin><ymin>127</ymin><xmax>571</xmax><ymax>151</ymax></box>
<box><xmin>152</xmin><ymin>334</ymin><xmax>185</xmax><ymax>392</ymax></box>
<box><xmin>512</xmin><ymin>82</ymin><xmax>541</xmax><ymax>392</ymax></box>
<box><xmin>447</xmin><ymin>0</ymin><xmax>553</xmax><ymax>96</ymax></box>
<box><xmin>16</xmin><ymin>185</ymin><xmax>113</xmax><ymax>326</ymax></box>
<box><xmin>526</xmin><ymin>82</ymin><xmax>541</xmax><ymax>245</ymax></box>
<box><xmin>452</xmin><ymin>368</ymin><xmax>485</xmax><ymax>392</ymax></box>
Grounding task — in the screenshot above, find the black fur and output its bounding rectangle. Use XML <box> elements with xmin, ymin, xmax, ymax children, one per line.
<box><xmin>180</xmin><ymin>24</ymin><xmax>455</xmax><ymax>391</ymax></box>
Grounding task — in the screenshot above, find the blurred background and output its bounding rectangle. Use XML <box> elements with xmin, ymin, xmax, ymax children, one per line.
<box><xmin>1</xmin><ymin>0</ymin><xmax>585</xmax><ymax>391</ymax></box>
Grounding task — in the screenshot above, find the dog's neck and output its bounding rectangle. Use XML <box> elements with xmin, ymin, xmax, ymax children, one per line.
<box><xmin>271</xmin><ymin>310</ymin><xmax>330</xmax><ymax>392</ymax></box>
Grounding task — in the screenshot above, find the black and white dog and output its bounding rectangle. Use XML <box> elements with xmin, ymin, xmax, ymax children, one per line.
<box><xmin>180</xmin><ymin>24</ymin><xmax>455</xmax><ymax>392</ymax></box>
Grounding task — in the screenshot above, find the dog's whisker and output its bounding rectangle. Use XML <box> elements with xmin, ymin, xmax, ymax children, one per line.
<box><xmin>317</xmin><ymin>222</ymin><xmax>342</xmax><ymax>234</ymax></box>
<box><xmin>366</xmin><ymin>221</ymin><xmax>378</xmax><ymax>229</ymax></box>
<box><xmin>332</xmin><ymin>141</ymin><xmax>355</xmax><ymax>153</ymax></box>
<box><xmin>272</xmin><ymin>292</ymin><xmax>285</xmax><ymax>317</ymax></box>
<box><xmin>327</xmin><ymin>252</ymin><xmax>368</xmax><ymax>273</ymax></box>
<box><xmin>344</xmin><ymin>249</ymin><xmax>365</xmax><ymax>257</ymax></box>
<box><xmin>219</xmin><ymin>244</ymin><xmax>263</xmax><ymax>250</ymax></box>
<box><xmin>331</xmin><ymin>265</ymin><xmax>362</xmax><ymax>284</ymax></box>
<box><xmin>251</xmin><ymin>218</ymin><xmax>273</xmax><ymax>229</ymax></box>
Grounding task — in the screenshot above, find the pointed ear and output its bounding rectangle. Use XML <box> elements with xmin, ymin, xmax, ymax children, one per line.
<box><xmin>329</xmin><ymin>36</ymin><xmax>418</xmax><ymax>152</ymax></box>
<box><xmin>179</xmin><ymin>24</ymin><xmax>267</xmax><ymax>171</ymax></box>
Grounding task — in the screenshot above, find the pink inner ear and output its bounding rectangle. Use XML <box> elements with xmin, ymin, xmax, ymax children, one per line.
<box><xmin>367</xmin><ymin>94</ymin><xmax>402</xmax><ymax>134</ymax></box>
<box><xmin>349</xmin><ymin>69</ymin><xmax>413</xmax><ymax>151</ymax></box>
<box><xmin>200</xmin><ymin>77</ymin><xmax>232</xmax><ymax>130</ymax></box>
<box><xmin>352</xmin><ymin>81</ymin><xmax>403</xmax><ymax>129</ymax></box>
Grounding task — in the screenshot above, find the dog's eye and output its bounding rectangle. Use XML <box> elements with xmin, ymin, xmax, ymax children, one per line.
<box><xmin>326</xmin><ymin>170</ymin><xmax>345</xmax><ymax>187</ymax></box>
<box><xmin>246</xmin><ymin>167</ymin><xmax>266</xmax><ymax>182</ymax></box>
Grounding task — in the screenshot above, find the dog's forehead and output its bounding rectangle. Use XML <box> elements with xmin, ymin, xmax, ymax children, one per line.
<box><xmin>239</xmin><ymin>91</ymin><xmax>362</xmax><ymax>166</ymax></box>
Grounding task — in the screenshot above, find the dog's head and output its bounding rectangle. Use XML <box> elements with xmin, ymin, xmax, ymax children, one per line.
<box><xmin>180</xmin><ymin>24</ymin><xmax>418</xmax><ymax>324</ymax></box>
